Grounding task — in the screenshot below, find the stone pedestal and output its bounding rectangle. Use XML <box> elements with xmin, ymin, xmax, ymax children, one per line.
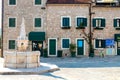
<box><xmin>4</xmin><ymin>51</ymin><xmax>40</xmax><ymax>68</ymax></box>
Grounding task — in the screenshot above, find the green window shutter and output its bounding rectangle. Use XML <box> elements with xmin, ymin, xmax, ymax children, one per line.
<box><xmin>35</xmin><ymin>0</ymin><xmax>41</xmax><ymax>5</ymax></box>
<box><xmin>77</xmin><ymin>18</ymin><xmax>81</xmax><ymax>27</ymax></box>
<box><xmin>9</xmin><ymin>0</ymin><xmax>16</xmax><ymax>5</ymax></box>
<box><xmin>9</xmin><ymin>18</ymin><xmax>16</xmax><ymax>27</ymax></box>
<box><xmin>62</xmin><ymin>18</ymin><xmax>70</xmax><ymax>27</ymax></box>
<box><xmin>62</xmin><ymin>39</ymin><xmax>69</xmax><ymax>48</ymax></box>
<box><xmin>95</xmin><ymin>39</ymin><xmax>99</xmax><ymax>48</ymax></box>
<box><xmin>66</xmin><ymin>18</ymin><xmax>70</xmax><ymax>27</ymax></box>
<box><xmin>101</xmin><ymin>19</ymin><xmax>105</xmax><ymax>27</ymax></box>
<box><xmin>83</xmin><ymin>18</ymin><xmax>87</xmax><ymax>27</ymax></box>
<box><xmin>92</xmin><ymin>19</ymin><xmax>96</xmax><ymax>27</ymax></box>
<box><xmin>101</xmin><ymin>40</ymin><xmax>106</xmax><ymax>48</ymax></box>
<box><xmin>77</xmin><ymin>18</ymin><xmax>85</xmax><ymax>27</ymax></box>
<box><xmin>114</xmin><ymin>19</ymin><xmax>117</xmax><ymax>27</ymax></box>
<box><xmin>9</xmin><ymin>40</ymin><xmax>15</xmax><ymax>49</ymax></box>
<box><xmin>35</xmin><ymin>18</ymin><xmax>41</xmax><ymax>27</ymax></box>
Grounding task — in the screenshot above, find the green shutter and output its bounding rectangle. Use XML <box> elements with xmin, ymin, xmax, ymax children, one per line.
<box><xmin>62</xmin><ymin>18</ymin><xmax>65</xmax><ymax>26</ymax></box>
<box><xmin>9</xmin><ymin>0</ymin><xmax>16</xmax><ymax>5</ymax></box>
<box><xmin>9</xmin><ymin>40</ymin><xmax>15</xmax><ymax>49</ymax></box>
<box><xmin>35</xmin><ymin>18</ymin><xmax>41</xmax><ymax>27</ymax></box>
<box><xmin>67</xmin><ymin>18</ymin><xmax>70</xmax><ymax>27</ymax></box>
<box><xmin>77</xmin><ymin>18</ymin><xmax>81</xmax><ymax>27</ymax></box>
<box><xmin>62</xmin><ymin>17</ymin><xmax>70</xmax><ymax>27</ymax></box>
<box><xmin>35</xmin><ymin>0</ymin><xmax>41</xmax><ymax>5</ymax></box>
<box><xmin>92</xmin><ymin>19</ymin><xmax>96</xmax><ymax>27</ymax></box>
<box><xmin>83</xmin><ymin>18</ymin><xmax>87</xmax><ymax>27</ymax></box>
<box><xmin>101</xmin><ymin>19</ymin><xmax>105</xmax><ymax>27</ymax></box>
<box><xmin>95</xmin><ymin>39</ymin><xmax>99</xmax><ymax>48</ymax></box>
<box><xmin>101</xmin><ymin>40</ymin><xmax>106</xmax><ymax>48</ymax></box>
<box><xmin>114</xmin><ymin>19</ymin><xmax>117</xmax><ymax>27</ymax></box>
<box><xmin>77</xmin><ymin>18</ymin><xmax>87</xmax><ymax>27</ymax></box>
<box><xmin>62</xmin><ymin>39</ymin><xmax>69</xmax><ymax>48</ymax></box>
<box><xmin>9</xmin><ymin>18</ymin><xmax>15</xmax><ymax>27</ymax></box>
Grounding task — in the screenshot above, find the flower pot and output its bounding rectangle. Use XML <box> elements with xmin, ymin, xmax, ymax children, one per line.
<box><xmin>43</xmin><ymin>51</ymin><xmax>48</xmax><ymax>58</ymax></box>
<box><xmin>57</xmin><ymin>50</ymin><xmax>63</xmax><ymax>57</ymax></box>
<box><xmin>71</xmin><ymin>52</ymin><xmax>76</xmax><ymax>57</ymax></box>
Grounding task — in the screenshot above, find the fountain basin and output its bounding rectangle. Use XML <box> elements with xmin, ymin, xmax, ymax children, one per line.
<box><xmin>4</xmin><ymin>51</ymin><xmax>40</xmax><ymax>68</ymax></box>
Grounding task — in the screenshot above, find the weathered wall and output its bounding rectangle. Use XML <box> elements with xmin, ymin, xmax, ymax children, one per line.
<box><xmin>3</xmin><ymin>0</ymin><xmax>47</xmax><ymax>51</ymax></box>
<box><xmin>46</xmin><ymin>4</ymin><xmax>90</xmax><ymax>56</ymax></box>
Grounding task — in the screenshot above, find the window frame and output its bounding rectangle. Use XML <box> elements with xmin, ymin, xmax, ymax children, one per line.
<box><xmin>61</xmin><ymin>38</ymin><xmax>71</xmax><ymax>49</ymax></box>
<box><xmin>94</xmin><ymin>39</ymin><xmax>105</xmax><ymax>49</ymax></box>
<box><xmin>34</xmin><ymin>17</ymin><xmax>42</xmax><ymax>28</ymax></box>
<box><xmin>75</xmin><ymin>16</ymin><xmax>87</xmax><ymax>28</ymax></box>
<box><xmin>61</xmin><ymin>16</ymin><xmax>71</xmax><ymax>28</ymax></box>
<box><xmin>93</xmin><ymin>17</ymin><xmax>105</xmax><ymax>28</ymax></box>
<box><xmin>114</xmin><ymin>18</ymin><xmax>120</xmax><ymax>28</ymax></box>
<box><xmin>8</xmin><ymin>40</ymin><xmax>16</xmax><ymax>50</ymax></box>
<box><xmin>34</xmin><ymin>0</ymin><xmax>42</xmax><ymax>6</ymax></box>
<box><xmin>8</xmin><ymin>0</ymin><xmax>17</xmax><ymax>6</ymax></box>
<box><xmin>8</xmin><ymin>17</ymin><xmax>17</xmax><ymax>28</ymax></box>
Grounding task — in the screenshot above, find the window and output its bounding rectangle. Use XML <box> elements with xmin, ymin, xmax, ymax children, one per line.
<box><xmin>9</xmin><ymin>18</ymin><xmax>16</xmax><ymax>27</ymax></box>
<box><xmin>9</xmin><ymin>0</ymin><xmax>16</xmax><ymax>5</ymax></box>
<box><xmin>9</xmin><ymin>40</ymin><xmax>15</xmax><ymax>49</ymax></box>
<box><xmin>76</xmin><ymin>17</ymin><xmax>87</xmax><ymax>29</ymax></box>
<box><xmin>61</xmin><ymin>39</ymin><xmax>70</xmax><ymax>49</ymax></box>
<box><xmin>35</xmin><ymin>0</ymin><xmax>41</xmax><ymax>5</ymax></box>
<box><xmin>93</xmin><ymin>18</ymin><xmax>106</xmax><ymax>28</ymax></box>
<box><xmin>114</xmin><ymin>19</ymin><xmax>120</xmax><ymax>28</ymax></box>
<box><xmin>34</xmin><ymin>18</ymin><xmax>41</xmax><ymax>27</ymax></box>
<box><xmin>61</xmin><ymin>17</ymin><xmax>71</xmax><ymax>29</ymax></box>
<box><xmin>95</xmin><ymin>39</ymin><xmax>105</xmax><ymax>48</ymax></box>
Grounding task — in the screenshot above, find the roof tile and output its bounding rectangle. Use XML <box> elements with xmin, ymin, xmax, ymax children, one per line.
<box><xmin>47</xmin><ymin>0</ymin><xmax>91</xmax><ymax>4</ymax></box>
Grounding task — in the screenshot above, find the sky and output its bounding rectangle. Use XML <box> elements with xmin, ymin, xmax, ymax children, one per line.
<box><xmin>0</xmin><ymin>0</ymin><xmax>1</xmax><ymax>29</ymax></box>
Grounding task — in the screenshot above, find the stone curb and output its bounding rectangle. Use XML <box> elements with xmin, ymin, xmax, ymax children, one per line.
<box><xmin>0</xmin><ymin>68</ymin><xmax>60</xmax><ymax>75</ymax></box>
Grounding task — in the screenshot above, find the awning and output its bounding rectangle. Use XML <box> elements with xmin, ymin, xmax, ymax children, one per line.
<box><xmin>114</xmin><ymin>34</ymin><xmax>120</xmax><ymax>41</ymax></box>
<box><xmin>29</xmin><ymin>32</ymin><xmax>45</xmax><ymax>41</ymax></box>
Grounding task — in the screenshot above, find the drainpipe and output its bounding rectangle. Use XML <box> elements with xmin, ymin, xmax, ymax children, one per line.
<box><xmin>89</xmin><ymin>2</ymin><xmax>94</xmax><ymax>57</ymax></box>
<box><xmin>1</xmin><ymin>0</ymin><xmax>4</xmax><ymax>57</ymax></box>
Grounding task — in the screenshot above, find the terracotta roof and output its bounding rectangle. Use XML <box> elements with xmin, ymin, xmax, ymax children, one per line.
<box><xmin>47</xmin><ymin>0</ymin><xmax>91</xmax><ymax>4</ymax></box>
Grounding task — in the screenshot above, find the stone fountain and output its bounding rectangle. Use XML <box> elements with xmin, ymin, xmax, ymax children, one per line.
<box><xmin>4</xmin><ymin>18</ymin><xmax>40</xmax><ymax>68</ymax></box>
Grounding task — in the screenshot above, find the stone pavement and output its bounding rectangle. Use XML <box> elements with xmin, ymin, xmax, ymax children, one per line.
<box><xmin>0</xmin><ymin>58</ymin><xmax>59</xmax><ymax>75</ymax></box>
<box><xmin>1</xmin><ymin>56</ymin><xmax>120</xmax><ymax>80</ymax></box>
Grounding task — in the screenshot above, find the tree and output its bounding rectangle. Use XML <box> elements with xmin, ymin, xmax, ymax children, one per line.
<box><xmin>81</xmin><ymin>29</ymin><xmax>94</xmax><ymax>57</ymax></box>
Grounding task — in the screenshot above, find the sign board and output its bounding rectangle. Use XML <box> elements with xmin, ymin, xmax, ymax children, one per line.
<box><xmin>105</xmin><ymin>39</ymin><xmax>115</xmax><ymax>47</ymax></box>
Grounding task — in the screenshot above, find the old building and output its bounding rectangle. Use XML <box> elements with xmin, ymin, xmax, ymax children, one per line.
<box><xmin>2</xmin><ymin>0</ymin><xmax>47</xmax><ymax>57</ymax></box>
<box><xmin>2</xmin><ymin>0</ymin><xmax>120</xmax><ymax>57</ymax></box>
<box><xmin>46</xmin><ymin>0</ymin><xmax>90</xmax><ymax>57</ymax></box>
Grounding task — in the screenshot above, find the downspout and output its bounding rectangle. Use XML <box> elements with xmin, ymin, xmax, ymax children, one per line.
<box><xmin>1</xmin><ymin>0</ymin><xmax>4</xmax><ymax>57</ymax></box>
<box><xmin>89</xmin><ymin>2</ymin><xmax>94</xmax><ymax>57</ymax></box>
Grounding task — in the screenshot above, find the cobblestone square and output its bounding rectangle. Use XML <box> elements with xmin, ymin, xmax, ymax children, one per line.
<box><xmin>1</xmin><ymin>56</ymin><xmax>120</xmax><ymax>80</ymax></box>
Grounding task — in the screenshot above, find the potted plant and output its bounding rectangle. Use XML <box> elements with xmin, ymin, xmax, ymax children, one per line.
<box><xmin>43</xmin><ymin>48</ymin><xmax>48</xmax><ymax>58</ymax></box>
<box><xmin>57</xmin><ymin>50</ymin><xmax>63</xmax><ymax>57</ymax></box>
<box><xmin>69</xmin><ymin>43</ymin><xmax>76</xmax><ymax>57</ymax></box>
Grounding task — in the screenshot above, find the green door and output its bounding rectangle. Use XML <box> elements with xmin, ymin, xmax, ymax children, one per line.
<box><xmin>77</xmin><ymin>39</ymin><xmax>84</xmax><ymax>55</ymax></box>
<box><xmin>117</xmin><ymin>41</ymin><xmax>120</xmax><ymax>55</ymax></box>
<box><xmin>49</xmin><ymin>39</ymin><xmax>56</xmax><ymax>56</ymax></box>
